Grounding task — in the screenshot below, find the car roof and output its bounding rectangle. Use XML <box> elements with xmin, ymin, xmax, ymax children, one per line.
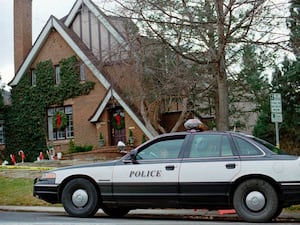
<box><xmin>156</xmin><ymin>130</ymin><xmax>242</xmax><ymax>137</ymax></box>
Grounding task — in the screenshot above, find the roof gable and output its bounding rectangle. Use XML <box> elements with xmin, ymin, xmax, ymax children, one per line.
<box><xmin>9</xmin><ymin>16</ymin><xmax>110</xmax><ymax>89</ymax></box>
<box><xmin>64</xmin><ymin>0</ymin><xmax>127</xmax><ymax>47</ymax></box>
<box><xmin>90</xmin><ymin>89</ymin><xmax>154</xmax><ymax>138</ymax></box>
<box><xmin>10</xmin><ymin>0</ymin><xmax>129</xmax><ymax>87</ymax></box>
<box><xmin>63</xmin><ymin>0</ymin><xmax>129</xmax><ymax>64</ymax></box>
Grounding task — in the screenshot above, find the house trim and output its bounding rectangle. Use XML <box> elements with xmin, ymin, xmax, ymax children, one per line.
<box><xmin>9</xmin><ymin>17</ymin><xmax>52</xmax><ymax>86</ymax></box>
<box><xmin>64</xmin><ymin>0</ymin><xmax>128</xmax><ymax>50</ymax></box>
<box><xmin>10</xmin><ymin>16</ymin><xmax>111</xmax><ymax>89</ymax></box>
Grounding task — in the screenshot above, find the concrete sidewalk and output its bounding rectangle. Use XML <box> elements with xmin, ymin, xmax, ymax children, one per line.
<box><xmin>0</xmin><ymin>206</ymin><xmax>299</xmax><ymax>221</ymax></box>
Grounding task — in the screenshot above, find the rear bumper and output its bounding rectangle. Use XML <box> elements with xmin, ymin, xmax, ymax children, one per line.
<box><xmin>280</xmin><ymin>182</ymin><xmax>300</xmax><ymax>206</ymax></box>
<box><xmin>33</xmin><ymin>178</ymin><xmax>60</xmax><ymax>204</ymax></box>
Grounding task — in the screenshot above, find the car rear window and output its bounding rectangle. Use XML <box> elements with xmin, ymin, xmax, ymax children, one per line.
<box><xmin>252</xmin><ymin>137</ymin><xmax>288</xmax><ymax>155</ymax></box>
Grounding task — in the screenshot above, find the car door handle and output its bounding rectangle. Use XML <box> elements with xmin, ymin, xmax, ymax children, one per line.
<box><xmin>226</xmin><ymin>163</ymin><xmax>236</xmax><ymax>169</ymax></box>
<box><xmin>165</xmin><ymin>165</ymin><xmax>175</xmax><ymax>171</ymax></box>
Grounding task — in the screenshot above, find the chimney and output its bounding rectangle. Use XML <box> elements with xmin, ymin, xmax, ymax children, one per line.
<box><xmin>14</xmin><ymin>0</ymin><xmax>32</xmax><ymax>73</ymax></box>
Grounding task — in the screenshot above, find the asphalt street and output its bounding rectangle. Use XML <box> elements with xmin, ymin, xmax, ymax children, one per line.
<box><xmin>0</xmin><ymin>206</ymin><xmax>299</xmax><ymax>222</ymax></box>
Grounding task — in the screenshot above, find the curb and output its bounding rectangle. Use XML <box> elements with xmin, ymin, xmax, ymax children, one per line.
<box><xmin>0</xmin><ymin>206</ymin><xmax>299</xmax><ymax>221</ymax></box>
<box><xmin>0</xmin><ymin>206</ymin><xmax>237</xmax><ymax>217</ymax></box>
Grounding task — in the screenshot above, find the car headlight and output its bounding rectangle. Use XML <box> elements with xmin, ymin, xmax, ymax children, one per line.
<box><xmin>41</xmin><ymin>172</ymin><xmax>56</xmax><ymax>180</ymax></box>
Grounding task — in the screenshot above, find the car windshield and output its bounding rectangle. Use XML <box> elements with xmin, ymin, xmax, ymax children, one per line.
<box><xmin>252</xmin><ymin>137</ymin><xmax>287</xmax><ymax>155</ymax></box>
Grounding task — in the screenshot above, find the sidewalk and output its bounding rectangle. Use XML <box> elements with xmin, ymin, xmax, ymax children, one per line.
<box><xmin>0</xmin><ymin>206</ymin><xmax>299</xmax><ymax>221</ymax></box>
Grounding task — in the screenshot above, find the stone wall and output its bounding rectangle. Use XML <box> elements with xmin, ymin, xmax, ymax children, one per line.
<box><xmin>63</xmin><ymin>146</ymin><xmax>128</xmax><ymax>161</ymax></box>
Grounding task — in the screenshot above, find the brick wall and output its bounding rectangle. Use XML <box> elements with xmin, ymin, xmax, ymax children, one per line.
<box><xmin>14</xmin><ymin>0</ymin><xmax>32</xmax><ymax>72</ymax></box>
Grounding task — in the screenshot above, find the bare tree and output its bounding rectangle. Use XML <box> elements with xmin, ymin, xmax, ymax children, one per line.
<box><xmin>132</xmin><ymin>38</ymin><xmax>210</xmax><ymax>133</ymax></box>
<box><xmin>100</xmin><ymin>0</ymin><xmax>290</xmax><ymax>131</ymax></box>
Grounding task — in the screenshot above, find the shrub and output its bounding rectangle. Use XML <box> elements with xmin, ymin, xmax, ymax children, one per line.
<box><xmin>68</xmin><ymin>144</ymin><xmax>93</xmax><ymax>154</ymax></box>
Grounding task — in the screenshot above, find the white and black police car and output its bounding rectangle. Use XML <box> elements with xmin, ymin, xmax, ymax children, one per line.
<box><xmin>33</xmin><ymin>119</ymin><xmax>300</xmax><ymax>222</ymax></box>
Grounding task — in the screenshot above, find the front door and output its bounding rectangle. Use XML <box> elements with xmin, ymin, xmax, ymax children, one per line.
<box><xmin>110</xmin><ymin>108</ymin><xmax>126</xmax><ymax>145</ymax></box>
<box><xmin>112</xmin><ymin>136</ymin><xmax>186</xmax><ymax>207</ymax></box>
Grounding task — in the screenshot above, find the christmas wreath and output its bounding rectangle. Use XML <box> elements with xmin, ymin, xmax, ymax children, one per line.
<box><xmin>112</xmin><ymin>111</ymin><xmax>125</xmax><ymax>130</ymax></box>
<box><xmin>52</xmin><ymin>111</ymin><xmax>67</xmax><ymax>130</ymax></box>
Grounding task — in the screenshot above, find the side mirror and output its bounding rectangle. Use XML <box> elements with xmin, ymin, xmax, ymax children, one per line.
<box><xmin>130</xmin><ymin>149</ymin><xmax>139</xmax><ymax>164</ymax></box>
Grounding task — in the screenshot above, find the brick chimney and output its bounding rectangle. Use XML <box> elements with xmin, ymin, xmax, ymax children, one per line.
<box><xmin>14</xmin><ymin>0</ymin><xmax>32</xmax><ymax>73</ymax></box>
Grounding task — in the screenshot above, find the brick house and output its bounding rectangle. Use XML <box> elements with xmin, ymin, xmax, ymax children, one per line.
<box><xmin>10</xmin><ymin>0</ymin><xmax>157</xmax><ymax>155</ymax></box>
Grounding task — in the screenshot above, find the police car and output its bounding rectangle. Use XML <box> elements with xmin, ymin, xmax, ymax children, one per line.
<box><xmin>33</xmin><ymin>120</ymin><xmax>300</xmax><ymax>222</ymax></box>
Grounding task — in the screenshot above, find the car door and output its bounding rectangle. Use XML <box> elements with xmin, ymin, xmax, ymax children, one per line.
<box><xmin>112</xmin><ymin>134</ymin><xmax>186</xmax><ymax>208</ymax></box>
<box><xmin>178</xmin><ymin>133</ymin><xmax>241</xmax><ymax>208</ymax></box>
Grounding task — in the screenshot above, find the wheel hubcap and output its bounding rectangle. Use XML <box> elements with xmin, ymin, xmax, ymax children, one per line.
<box><xmin>72</xmin><ymin>189</ymin><xmax>88</xmax><ymax>207</ymax></box>
<box><xmin>245</xmin><ymin>191</ymin><xmax>266</xmax><ymax>211</ymax></box>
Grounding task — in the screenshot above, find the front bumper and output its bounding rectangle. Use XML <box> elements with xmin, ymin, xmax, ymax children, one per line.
<box><xmin>33</xmin><ymin>178</ymin><xmax>60</xmax><ymax>204</ymax></box>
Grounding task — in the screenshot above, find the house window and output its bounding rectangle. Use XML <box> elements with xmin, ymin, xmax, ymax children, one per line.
<box><xmin>47</xmin><ymin>106</ymin><xmax>74</xmax><ymax>141</ymax></box>
<box><xmin>0</xmin><ymin>121</ymin><xmax>4</xmax><ymax>144</ymax></box>
<box><xmin>80</xmin><ymin>63</ymin><xmax>86</xmax><ymax>81</ymax></box>
<box><xmin>31</xmin><ymin>69</ymin><xmax>36</xmax><ymax>86</ymax></box>
<box><xmin>55</xmin><ymin>65</ymin><xmax>61</xmax><ymax>84</ymax></box>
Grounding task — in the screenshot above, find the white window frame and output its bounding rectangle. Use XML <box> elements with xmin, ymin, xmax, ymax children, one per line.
<box><xmin>55</xmin><ymin>65</ymin><xmax>61</xmax><ymax>84</ymax></box>
<box><xmin>80</xmin><ymin>63</ymin><xmax>86</xmax><ymax>81</ymax></box>
<box><xmin>47</xmin><ymin>106</ymin><xmax>74</xmax><ymax>141</ymax></box>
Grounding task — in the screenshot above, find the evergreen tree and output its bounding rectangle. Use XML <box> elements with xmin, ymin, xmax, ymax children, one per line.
<box><xmin>254</xmin><ymin>1</ymin><xmax>300</xmax><ymax>154</ymax></box>
<box><xmin>229</xmin><ymin>44</ymin><xmax>270</xmax><ymax>131</ymax></box>
<box><xmin>271</xmin><ymin>58</ymin><xmax>300</xmax><ymax>154</ymax></box>
<box><xmin>288</xmin><ymin>0</ymin><xmax>300</xmax><ymax>56</ymax></box>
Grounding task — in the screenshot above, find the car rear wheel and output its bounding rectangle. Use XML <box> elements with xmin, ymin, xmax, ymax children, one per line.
<box><xmin>101</xmin><ymin>205</ymin><xmax>130</xmax><ymax>217</ymax></box>
<box><xmin>62</xmin><ymin>178</ymin><xmax>99</xmax><ymax>217</ymax></box>
<box><xmin>233</xmin><ymin>178</ymin><xmax>279</xmax><ymax>222</ymax></box>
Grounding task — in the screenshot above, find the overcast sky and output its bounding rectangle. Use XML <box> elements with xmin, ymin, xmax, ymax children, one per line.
<box><xmin>0</xmin><ymin>0</ymin><xmax>76</xmax><ymax>86</ymax></box>
<box><xmin>0</xmin><ymin>0</ymin><xmax>292</xmax><ymax>89</ymax></box>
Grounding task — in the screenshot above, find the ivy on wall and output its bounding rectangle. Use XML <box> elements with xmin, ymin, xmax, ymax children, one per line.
<box><xmin>5</xmin><ymin>56</ymin><xmax>95</xmax><ymax>162</ymax></box>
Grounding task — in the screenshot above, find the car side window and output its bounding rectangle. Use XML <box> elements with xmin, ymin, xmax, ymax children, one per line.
<box><xmin>189</xmin><ymin>134</ymin><xmax>234</xmax><ymax>158</ymax></box>
<box><xmin>137</xmin><ymin>139</ymin><xmax>184</xmax><ymax>160</ymax></box>
<box><xmin>234</xmin><ymin>137</ymin><xmax>263</xmax><ymax>156</ymax></box>
<box><xmin>221</xmin><ymin>136</ymin><xmax>234</xmax><ymax>156</ymax></box>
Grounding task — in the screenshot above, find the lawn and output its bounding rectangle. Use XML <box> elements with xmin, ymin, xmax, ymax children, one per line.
<box><xmin>0</xmin><ymin>176</ymin><xmax>55</xmax><ymax>206</ymax></box>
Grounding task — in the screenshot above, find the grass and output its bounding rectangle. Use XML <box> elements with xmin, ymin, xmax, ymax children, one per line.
<box><xmin>0</xmin><ymin>165</ymin><xmax>61</xmax><ymax>206</ymax></box>
<box><xmin>0</xmin><ymin>176</ymin><xmax>54</xmax><ymax>206</ymax></box>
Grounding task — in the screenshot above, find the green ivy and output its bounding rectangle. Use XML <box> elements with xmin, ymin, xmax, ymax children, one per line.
<box><xmin>4</xmin><ymin>56</ymin><xmax>95</xmax><ymax>162</ymax></box>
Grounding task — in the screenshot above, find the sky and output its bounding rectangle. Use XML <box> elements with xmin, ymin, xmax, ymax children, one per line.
<box><xmin>0</xmin><ymin>0</ymin><xmax>76</xmax><ymax>87</ymax></box>
<box><xmin>0</xmin><ymin>0</ymin><xmax>292</xmax><ymax>89</ymax></box>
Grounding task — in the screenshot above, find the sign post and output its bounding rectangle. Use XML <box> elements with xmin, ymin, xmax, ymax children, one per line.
<box><xmin>270</xmin><ymin>93</ymin><xmax>282</xmax><ymax>148</ymax></box>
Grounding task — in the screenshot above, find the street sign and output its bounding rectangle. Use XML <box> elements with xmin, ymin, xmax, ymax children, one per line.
<box><xmin>270</xmin><ymin>93</ymin><xmax>282</xmax><ymax>113</ymax></box>
<box><xmin>271</xmin><ymin>112</ymin><xmax>283</xmax><ymax>123</ymax></box>
<box><xmin>270</xmin><ymin>93</ymin><xmax>282</xmax><ymax>148</ymax></box>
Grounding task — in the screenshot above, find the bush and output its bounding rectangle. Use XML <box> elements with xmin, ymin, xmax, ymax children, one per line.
<box><xmin>68</xmin><ymin>143</ymin><xmax>93</xmax><ymax>154</ymax></box>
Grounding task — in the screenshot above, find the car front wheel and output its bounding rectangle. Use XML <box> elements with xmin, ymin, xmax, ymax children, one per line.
<box><xmin>62</xmin><ymin>178</ymin><xmax>99</xmax><ymax>217</ymax></box>
<box><xmin>233</xmin><ymin>179</ymin><xmax>279</xmax><ymax>222</ymax></box>
<box><xmin>101</xmin><ymin>205</ymin><xmax>130</xmax><ymax>217</ymax></box>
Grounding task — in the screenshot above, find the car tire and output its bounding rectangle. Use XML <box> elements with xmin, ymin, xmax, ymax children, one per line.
<box><xmin>62</xmin><ymin>178</ymin><xmax>99</xmax><ymax>217</ymax></box>
<box><xmin>101</xmin><ymin>205</ymin><xmax>130</xmax><ymax>217</ymax></box>
<box><xmin>233</xmin><ymin>178</ymin><xmax>279</xmax><ymax>222</ymax></box>
<box><xmin>273</xmin><ymin>206</ymin><xmax>283</xmax><ymax>219</ymax></box>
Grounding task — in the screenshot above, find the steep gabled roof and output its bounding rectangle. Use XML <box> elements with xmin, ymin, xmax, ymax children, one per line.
<box><xmin>9</xmin><ymin>15</ymin><xmax>110</xmax><ymax>88</ymax></box>
<box><xmin>64</xmin><ymin>0</ymin><xmax>128</xmax><ymax>49</ymax></box>
<box><xmin>9</xmin><ymin>0</ymin><xmax>153</xmax><ymax>139</ymax></box>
